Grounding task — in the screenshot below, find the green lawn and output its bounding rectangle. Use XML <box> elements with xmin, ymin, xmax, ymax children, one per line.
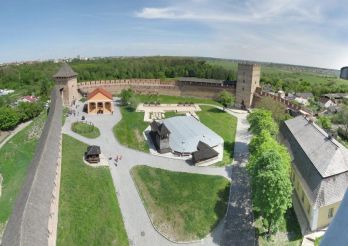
<box><xmin>197</xmin><ymin>106</ymin><xmax>237</xmax><ymax>166</ymax></box>
<box><xmin>134</xmin><ymin>94</ymin><xmax>222</xmax><ymax>106</ymax></box>
<box><xmin>113</xmin><ymin>95</ymin><xmax>220</xmax><ymax>152</ymax></box>
<box><xmin>255</xmin><ymin>207</ymin><xmax>302</xmax><ymax>246</ymax></box>
<box><xmin>131</xmin><ymin>165</ymin><xmax>230</xmax><ymax>241</ymax></box>
<box><xmin>71</xmin><ymin>121</ymin><xmax>100</xmax><ymax>138</ymax></box>
<box><xmin>113</xmin><ymin>107</ymin><xmax>149</xmax><ymax>152</ymax></box>
<box><xmin>0</xmin><ymin>113</ymin><xmax>46</xmax><ymax>235</ymax></box>
<box><xmin>57</xmin><ymin>135</ymin><xmax>128</xmax><ymax>246</ymax></box>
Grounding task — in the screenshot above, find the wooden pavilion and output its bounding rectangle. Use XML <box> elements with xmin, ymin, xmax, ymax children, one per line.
<box><xmin>86</xmin><ymin>87</ymin><xmax>113</xmax><ymax>114</ymax></box>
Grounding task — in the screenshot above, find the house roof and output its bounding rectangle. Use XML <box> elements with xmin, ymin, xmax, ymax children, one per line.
<box><xmin>295</xmin><ymin>92</ymin><xmax>313</xmax><ymax>99</ymax></box>
<box><xmin>150</xmin><ymin>121</ymin><xmax>170</xmax><ymax>136</ymax></box>
<box><xmin>160</xmin><ymin>116</ymin><xmax>223</xmax><ymax>153</ymax></box>
<box><xmin>319</xmin><ymin>97</ymin><xmax>334</xmax><ymax>104</ymax></box>
<box><xmin>192</xmin><ymin>141</ymin><xmax>219</xmax><ymax>163</ymax></box>
<box><xmin>281</xmin><ymin>116</ymin><xmax>348</xmax><ymax>208</ymax></box>
<box><xmin>86</xmin><ymin>145</ymin><xmax>101</xmax><ymax>155</ymax></box>
<box><xmin>87</xmin><ymin>87</ymin><xmax>113</xmax><ymax>101</ymax></box>
<box><xmin>53</xmin><ymin>63</ymin><xmax>77</xmax><ymax>78</ymax></box>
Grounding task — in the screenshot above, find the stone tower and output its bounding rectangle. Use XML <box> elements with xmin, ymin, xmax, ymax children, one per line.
<box><xmin>235</xmin><ymin>63</ymin><xmax>261</xmax><ymax>109</ymax></box>
<box><xmin>53</xmin><ymin>63</ymin><xmax>79</xmax><ymax>106</ymax></box>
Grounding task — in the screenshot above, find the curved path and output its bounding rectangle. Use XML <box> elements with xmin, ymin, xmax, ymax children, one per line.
<box><xmin>62</xmin><ymin>101</ymin><xmax>255</xmax><ymax>246</ymax></box>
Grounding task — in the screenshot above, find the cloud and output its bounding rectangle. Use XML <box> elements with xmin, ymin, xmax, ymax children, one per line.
<box><xmin>132</xmin><ymin>0</ymin><xmax>348</xmax><ymax>68</ymax></box>
<box><xmin>135</xmin><ymin>0</ymin><xmax>323</xmax><ymax>23</ymax></box>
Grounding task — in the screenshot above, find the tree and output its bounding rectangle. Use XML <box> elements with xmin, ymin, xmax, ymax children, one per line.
<box><xmin>119</xmin><ymin>89</ymin><xmax>134</xmax><ymax>105</ymax></box>
<box><xmin>247</xmin><ymin>109</ymin><xmax>279</xmax><ymax>136</ymax></box>
<box><xmin>248</xmin><ymin>148</ymin><xmax>292</xmax><ymax>234</ymax></box>
<box><xmin>39</xmin><ymin>79</ymin><xmax>50</xmax><ymax>97</ymax></box>
<box><xmin>332</xmin><ymin>106</ymin><xmax>348</xmax><ymax>135</ymax></box>
<box><xmin>254</xmin><ymin>97</ymin><xmax>291</xmax><ymax>124</ymax></box>
<box><xmin>128</xmin><ymin>95</ymin><xmax>140</xmax><ymax>111</ymax></box>
<box><xmin>0</xmin><ymin>107</ymin><xmax>20</xmax><ymax>131</ymax></box>
<box><xmin>217</xmin><ymin>90</ymin><xmax>235</xmax><ymax>107</ymax></box>
<box><xmin>16</xmin><ymin>101</ymin><xmax>44</xmax><ymax>122</ymax></box>
<box><xmin>317</xmin><ymin>115</ymin><xmax>332</xmax><ymax>130</ymax></box>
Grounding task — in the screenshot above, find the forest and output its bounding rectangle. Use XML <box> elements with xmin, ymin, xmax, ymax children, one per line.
<box><xmin>0</xmin><ymin>56</ymin><xmax>347</xmax><ymax>98</ymax></box>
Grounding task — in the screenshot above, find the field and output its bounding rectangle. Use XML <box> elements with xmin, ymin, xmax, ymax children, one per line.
<box><xmin>0</xmin><ymin>113</ymin><xmax>46</xmax><ymax>235</ymax></box>
<box><xmin>71</xmin><ymin>121</ymin><xmax>100</xmax><ymax>138</ymax></box>
<box><xmin>131</xmin><ymin>165</ymin><xmax>230</xmax><ymax>241</ymax></box>
<box><xmin>57</xmin><ymin>135</ymin><xmax>128</xmax><ymax>246</ymax></box>
<box><xmin>197</xmin><ymin>106</ymin><xmax>237</xmax><ymax>166</ymax></box>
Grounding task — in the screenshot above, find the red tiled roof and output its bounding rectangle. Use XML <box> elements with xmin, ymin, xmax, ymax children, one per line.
<box><xmin>87</xmin><ymin>87</ymin><xmax>113</xmax><ymax>101</ymax></box>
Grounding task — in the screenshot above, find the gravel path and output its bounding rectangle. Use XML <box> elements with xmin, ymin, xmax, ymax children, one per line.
<box><xmin>62</xmin><ymin>101</ymin><xmax>255</xmax><ymax>246</ymax></box>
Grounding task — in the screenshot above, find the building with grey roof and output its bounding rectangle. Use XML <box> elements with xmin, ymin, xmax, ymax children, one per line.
<box><xmin>320</xmin><ymin>189</ymin><xmax>348</xmax><ymax>246</ymax></box>
<box><xmin>162</xmin><ymin>116</ymin><xmax>223</xmax><ymax>154</ymax></box>
<box><xmin>280</xmin><ymin>116</ymin><xmax>348</xmax><ymax>232</ymax></box>
<box><xmin>149</xmin><ymin>116</ymin><xmax>223</xmax><ymax>164</ymax></box>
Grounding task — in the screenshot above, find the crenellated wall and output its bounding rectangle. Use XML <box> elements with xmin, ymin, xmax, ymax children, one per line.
<box><xmin>77</xmin><ymin>79</ymin><xmax>236</xmax><ymax>98</ymax></box>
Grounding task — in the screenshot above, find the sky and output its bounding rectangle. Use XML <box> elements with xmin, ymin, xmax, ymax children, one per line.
<box><xmin>1</xmin><ymin>0</ymin><xmax>348</xmax><ymax>69</ymax></box>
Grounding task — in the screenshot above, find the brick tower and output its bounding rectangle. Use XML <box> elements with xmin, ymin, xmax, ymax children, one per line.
<box><xmin>235</xmin><ymin>63</ymin><xmax>261</xmax><ymax>109</ymax></box>
<box><xmin>53</xmin><ymin>63</ymin><xmax>79</xmax><ymax>106</ymax></box>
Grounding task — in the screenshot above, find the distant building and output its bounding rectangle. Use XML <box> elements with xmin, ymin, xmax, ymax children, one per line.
<box><xmin>86</xmin><ymin>87</ymin><xmax>113</xmax><ymax>114</ymax></box>
<box><xmin>235</xmin><ymin>63</ymin><xmax>260</xmax><ymax>108</ymax></box>
<box><xmin>53</xmin><ymin>63</ymin><xmax>79</xmax><ymax>106</ymax></box>
<box><xmin>340</xmin><ymin>66</ymin><xmax>348</xmax><ymax>80</ymax></box>
<box><xmin>0</xmin><ymin>89</ymin><xmax>15</xmax><ymax>96</ymax></box>
<box><xmin>293</xmin><ymin>92</ymin><xmax>313</xmax><ymax>105</ymax></box>
<box><xmin>18</xmin><ymin>95</ymin><xmax>38</xmax><ymax>103</ymax></box>
<box><xmin>280</xmin><ymin>116</ymin><xmax>348</xmax><ymax>232</ymax></box>
<box><xmin>319</xmin><ymin>97</ymin><xmax>337</xmax><ymax>109</ymax></box>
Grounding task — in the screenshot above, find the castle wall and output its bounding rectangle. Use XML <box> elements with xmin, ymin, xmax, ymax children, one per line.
<box><xmin>77</xmin><ymin>79</ymin><xmax>236</xmax><ymax>99</ymax></box>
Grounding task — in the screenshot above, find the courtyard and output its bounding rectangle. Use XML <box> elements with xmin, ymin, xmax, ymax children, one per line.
<box><xmin>60</xmin><ymin>95</ymin><xmax>254</xmax><ymax>246</ymax></box>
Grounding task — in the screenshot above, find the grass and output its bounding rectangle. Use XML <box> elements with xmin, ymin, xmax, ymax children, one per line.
<box><xmin>131</xmin><ymin>165</ymin><xmax>230</xmax><ymax>241</ymax></box>
<box><xmin>113</xmin><ymin>106</ymin><xmax>149</xmax><ymax>152</ymax></box>
<box><xmin>0</xmin><ymin>113</ymin><xmax>46</xmax><ymax>235</ymax></box>
<box><xmin>71</xmin><ymin>121</ymin><xmax>100</xmax><ymax>138</ymax></box>
<box><xmin>57</xmin><ymin>135</ymin><xmax>128</xmax><ymax>246</ymax></box>
<box><xmin>113</xmin><ymin>94</ymin><xmax>222</xmax><ymax>152</ymax></box>
<box><xmin>134</xmin><ymin>94</ymin><xmax>222</xmax><ymax>106</ymax></box>
<box><xmin>255</xmin><ymin>207</ymin><xmax>302</xmax><ymax>246</ymax></box>
<box><xmin>197</xmin><ymin>106</ymin><xmax>237</xmax><ymax>166</ymax></box>
<box><xmin>314</xmin><ymin>236</ymin><xmax>323</xmax><ymax>246</ymax></box>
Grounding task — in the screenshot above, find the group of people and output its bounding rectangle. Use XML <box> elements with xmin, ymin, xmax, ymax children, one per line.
<box><xmin>114</xmin><ymin>155</ymin><xmax>122</xmax><ymax>166</ymax></box>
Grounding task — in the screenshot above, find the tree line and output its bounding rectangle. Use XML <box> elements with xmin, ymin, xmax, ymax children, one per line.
<box><xmin>247</xmin><ymin>109</ymin><xmax>293</xmax><ymax>235</ymax></box>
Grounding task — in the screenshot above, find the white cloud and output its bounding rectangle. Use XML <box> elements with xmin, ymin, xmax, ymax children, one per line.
<box><xmin>133</xmin><ymin>0</ymin><xmax>348</xmax><ymax>68</ymax></box>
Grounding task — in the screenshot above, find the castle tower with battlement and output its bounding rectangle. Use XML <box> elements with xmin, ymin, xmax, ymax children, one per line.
<box><xmin>53</xmin><ymin>63</ymin><xmax>79</xmax><ymax>106</ymax></box>
<box><xmin>235</xmin><ymin>63</ymin><xmax>261</xmax><ymax>109</ymax></box>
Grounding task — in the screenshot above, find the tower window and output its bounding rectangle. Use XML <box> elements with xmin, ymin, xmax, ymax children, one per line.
<box><xmin>328</xmin><ymin>208</ymin><xmax>334</xmax><ymax>218</ymax></box>
<box><xmin>242</xmin><ymin>87</ymin><xmax>244</xmax><ymax>91</ymax></box>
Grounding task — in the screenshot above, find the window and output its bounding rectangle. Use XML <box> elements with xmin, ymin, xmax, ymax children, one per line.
<box><xmin>242</xmin><ymin>87</ymin><xmax>244</xmax><ymax>91</ymax></box>
<box><xmin>301</xmin><ymin>192</ymin><xmax>304</xmax><ymax>203</ymax></box>
<box><xmin>328</xmin><ymin>208</ymin><xmax>334</xmax><ymax>218</ymax></box>
<box><xmin>243</xmin><ymin>80</ymin><xmax>245</xmax><ymax>83</ymax></box>
<box><xmin>307</xmin><ymin>204</ymin><xmax>310</xmax><ymax>215</ymax></box>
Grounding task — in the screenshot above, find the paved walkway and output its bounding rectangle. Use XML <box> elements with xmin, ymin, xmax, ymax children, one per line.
<box><xmin>62</xmin><ymin>101</ymin><xmax>255</xmax><ymax>246</ymax></box>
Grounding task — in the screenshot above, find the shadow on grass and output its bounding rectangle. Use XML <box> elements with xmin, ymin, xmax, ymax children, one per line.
<box><xmin>213</xmin><ymin>183</ymin><xmax>231</xmax><ymax>229</ymax></box>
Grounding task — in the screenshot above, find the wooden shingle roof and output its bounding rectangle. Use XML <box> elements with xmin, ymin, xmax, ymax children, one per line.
<box><xmin>53</xmin><ymin>63</ymin><xmax>77</xmax><ymax>78</ymax></box>
<box><xmin>87</xmin><ymin>87</ymin><xmax>113</xmax><ymax>101</ymax></box>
